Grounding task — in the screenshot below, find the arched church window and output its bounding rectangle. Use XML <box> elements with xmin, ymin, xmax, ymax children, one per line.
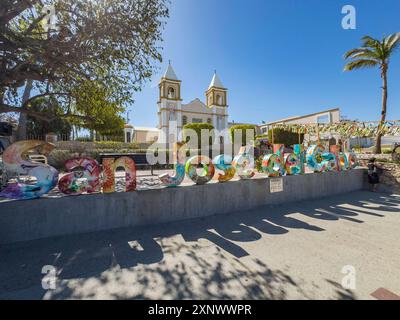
<box><xmin>216</xmin><ymin>94</ymin><xmax>222</xmax><ymax>105</ymax></box>
<box><xmin>168</xmin><ymin>87</ymin><xmax>175</xmax><ymax>99</ymax></box>
<box><xmin>207</xmin><ymin>118</ymin><xmax>211</xmax><ymax>124</ymax></box>
<box><xmin>182</xmin><ymin>115</ymin><xmax>188</xmax><ymax>125</ymax></box>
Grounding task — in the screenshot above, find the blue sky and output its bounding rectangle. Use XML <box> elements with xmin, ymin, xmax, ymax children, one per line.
<box><xmin>129</xmin><ymin>0</ymin><xmax>400</xmax><ymax>127</ymax></box>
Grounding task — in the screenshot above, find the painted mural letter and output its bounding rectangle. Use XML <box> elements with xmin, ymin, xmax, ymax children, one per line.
<box><xmin>212</xmin><ymin>154</ymin><xmax>235</xmax><ymax>182</ymax></box>
<box><xmin>159</xmin><ymin>142</ymin><xmax>186</xmax><ymax>187</ymax></box>
<box><xmin>232</xmin><ymin>146</ymin><xmax>255</xmax><ymax>179</ymax></box>
<box><xmin>262</xmin><ymin>154</ymin><xmax>282</xmax><ymax>177</ymax></box>
<box><xmin>102</xmin><ymin>156</ymin><xmax>136</xmax><ymax>193</ymax></box>
<box><xmin>306</xmin><ymin>144</ymin><xmax>327</xmax><ymax>172</ymax></box>
<box><xmin>185</xmin><ymin>155</ymin><xmax>215</xmax><ymax>185</ymax></box>
<box><xmin>321</xmin><ymin>152</ymin><xmax>338</xmax><ymax>171</ymax></box>
<box><xmin>284</xmin><ymin>153</ymin><xmax>301</xmax><ymax>175</ymax></box>
<box><xmin>347</xmin><ymin>152</ymin><xmax>358</xmax><ymax>169</ymax></box>
<box><xmin>58</xmin><ymin>158</ymin><xmax>101</xmax><ymax>195</ymax></box>
<box><xmin>293</xmin><ymin>144</ymin><xmax>305</xmax><ymax>174</ymax></box>
<box><xmin>0</xmin><ymin>140</ymin><xmax>58</xmax><ymax>200</ymax></box>
<box><xmin>263</xmin><ymin>144</ymin><xmax>285</xmax><ymax>177</ymax></box>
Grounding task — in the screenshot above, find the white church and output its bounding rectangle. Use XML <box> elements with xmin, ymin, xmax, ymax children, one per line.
<box><xmin>124</xmin><ymin>63</ymin><xmax>230</xmax><ymax>145</ymax></box>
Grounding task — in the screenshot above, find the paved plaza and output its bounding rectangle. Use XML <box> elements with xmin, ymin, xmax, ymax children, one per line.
<box><xmin>0</xmin><ymin>191</ymin><xmax>399</xmax><ymax>300</ymax></box>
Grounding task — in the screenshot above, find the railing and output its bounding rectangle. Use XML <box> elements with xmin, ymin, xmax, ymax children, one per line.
<box><xmin>24</xmin><ymin>134</ymin><xmax>125</xmax><ymax>142</ymax></box>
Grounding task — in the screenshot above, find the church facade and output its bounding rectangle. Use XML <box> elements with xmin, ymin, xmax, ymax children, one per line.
<box><xmin>157</xmin><ymin>63</ymin><xmax>229</xmax><ymax>145</ymax></box>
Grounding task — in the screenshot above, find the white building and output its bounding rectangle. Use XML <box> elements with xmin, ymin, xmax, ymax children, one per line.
<box><xmin>157</xmin><ymin>63</ymin><xmax>229</xmax><ymax>145</ymax></box>
<box><xmin>259</xmin><ymin>108</ymin><xmax>341</xmax><ymax>134</ymax></box>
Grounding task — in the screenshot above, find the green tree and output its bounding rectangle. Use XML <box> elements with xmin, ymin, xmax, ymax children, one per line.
<box><xmin>229</xmin><ymin>124</ymin><xmax>257</xmax><ymax>146</ymax></box>
<box><xmin>344</xmin><ymin>33</ymin><xmax>400</xmax><ymax>154</ymax></box>
<box><xmin>26</xmin><ymin>96</ymin><xmax>71</xmax><ymax>137</ymax></box>
<box><xmin>0</xmin><ymin>0</ymin><xmax>169</xmax><ymax>129</ymax></box>
<box><xmin>68</xmin><ymin>80</ymin><xmax>126</xmax><ymax>139</ymax></box>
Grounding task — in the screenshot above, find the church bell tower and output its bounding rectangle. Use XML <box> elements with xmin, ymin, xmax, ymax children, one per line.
<box><xmin>158</xmin><ymin>62</ymin><xmax>182</xmax><ymax>144</ymax></box>
<box><xmin>205</xmin><ymin>71</ymin><xmax>228</xmax><ymax>140</ymax></box>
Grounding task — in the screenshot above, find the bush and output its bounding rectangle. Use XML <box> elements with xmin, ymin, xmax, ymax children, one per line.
<box><xmin>255</xmin><ymin>134</ymin><xmax>268</xmax><ymax>140</ymax></box>
<box><xmin>75</xmin><ymin>136</ymin><xmax>91</xmax><ymax>142</ymax></box>
<box><xmin>94</xmin><ymin>141</ymin><xmax>144</xmax><ymax>150</ymax></box>
<box><xmin>229</xmin><ymin>125</ymin><xmax>257</xmax><ymax>146</ymax></box>
<box><xmin>183</xmin><ymin>123</ymin><xmax>214</xmax><ymax>149</ymax></box>
<box><xmin>48</xmin><ymin>149</ymin><xmax>101</xmax><ymax>170</ymax></box>
<box><xmin>382</xmin><ymin>147</ymin><xmax>392</xmax><ymax>154</ymax></box>
<box><xmin>268</xmin><ymin>128</ymin><xmax>303</xmax><ymax>147</ymax></box>
<box><xmin>48</xmin><ymin>150</ymin><xmax>77</xmax><ymax>170</ymax></box>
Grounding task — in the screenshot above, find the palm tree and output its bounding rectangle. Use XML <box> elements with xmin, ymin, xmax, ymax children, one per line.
<box><xmin>344</xmin><ymin>33</ymin><xmax>400</xmax><ymax>153</ymax></box>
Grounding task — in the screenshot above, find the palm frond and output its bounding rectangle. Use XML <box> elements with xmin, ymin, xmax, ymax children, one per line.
<box><xmin>343</xmin><ymin>48</ymin><xmax>367</xmax><ymax>59</ymax></box>
<box><xmin>343</xmin><ymin>59</ymin><xmax>378</xmax><ymax>71</ymax></box>
<box><xmin>362</xmin><ymin>35</ymin><xmax>380</xmax><ymax>48</ymax></box>
<box><xmin>386</xmin><ymin>32</ymin><xmax>400</xmax><ymax>54</ymax></box>
<box><xmin>346</xmin><ymin>49</ymin><xmax>380</xmax><ymax>61</ymax></box>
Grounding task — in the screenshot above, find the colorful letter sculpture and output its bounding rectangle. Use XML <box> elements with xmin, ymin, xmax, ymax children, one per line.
<box><xmin>321</xmin><ymin>152</ymin><xmax>338</xmax><ymax>171</ymax></box>
<box><xmin>0</xmin><ymin>140</ymin><xmax>58</xmax><ymax>199</ymax></box>
<box><xmin>347</xmin><ymin>152</ymin><xmax>359</xmax><ymax>169</ymax></box>
<box><xmin>232</xmin><ymin>146</ymin><xmax>255</xmax><ymax>179</ymax></box>
<box><xmin>293</xmin><ymin>144</ymin><xmax>305</xmax><ymax>174</ymax></box>
<box><xmin>306</xmin><ymin>144</ymin><xmax>327</xmax><ymax>172</ymax></box>
<box><xmin>338</xmin><ymin>153</ymin><xmax>349</xmax><ymax>170</ymax></box>
<box><xmin>102</xmin><ymin>156</ymin><xmax>136</xmax><ymax>193</ymax></box>
<box><xmin>284</xmin><ymin>153</ymin><xmax>301</xmax><ymax>175</ymax></box>
<box><xmin>329</xmin><ymin>145</ymin><xmax>341</xmax><ymax>171</ymax></box>
<box><xmin>185</xmin><ymin>156</ymin><xmax>215</xmax><ymax>185</ymax></box>
<box><xmin>0</xmin><ymin>140</ymin><xmax>360</xmax><ymax>200</ymax></box>
<box><xmin>58</xmin><ymin>158</ymin><xmax>101</xmax><ymax>195</ymax></box>
<box><xmin>262</xmin><ymin>144</ymin><xmax>285</xmax><ymax>177</ymax></box>
<box><xmin>262</xmin><ymin>154</ymin><xmax>282</xmax><ymax>177</ymax></box>
<box><xmin>159</xmin><ymin>142</ymin><xmax>186</xmax><ymax>187</ymax></box>
<box><xmin>212</xmin><ymin>154</ymin><xmax>236</xmax><ymax>182</ymax></box>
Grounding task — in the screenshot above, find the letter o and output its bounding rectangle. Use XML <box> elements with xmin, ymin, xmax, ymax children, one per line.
<box><xmin>185</xmin><ymin>156</ymin><xmax>215</xmax><ymax>185</ymax></box>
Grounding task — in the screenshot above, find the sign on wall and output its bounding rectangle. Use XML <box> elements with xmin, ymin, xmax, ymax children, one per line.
<box><xmin>269</xmin><ymin>178</ymin><xmax>284</xmax><ymax>193</ymax></box>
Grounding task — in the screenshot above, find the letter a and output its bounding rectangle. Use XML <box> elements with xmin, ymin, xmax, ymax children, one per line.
<box><xmin>341</xmin><ymin>5</ymin><xmax>356</xmax><ymax>30</ymax></box>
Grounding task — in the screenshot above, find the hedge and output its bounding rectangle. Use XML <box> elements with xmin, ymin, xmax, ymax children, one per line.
<box><xmin>183</xmin><ymin>123</ymin><xmax>214</xmax><ymax>149</ymax></box>
<box><xmin>268</xmin><ymin>128</ymin><xmax>304</xmax><ymax>146</ymax></box>
<box><xmin>229</xmin><ymin>124</ymin><xmax>257</xmax><ymax>146</ymax></box>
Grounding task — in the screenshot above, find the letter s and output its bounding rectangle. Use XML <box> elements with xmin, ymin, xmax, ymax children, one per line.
<box><xmin>0</xmin><ymin>140</ymin><xmax>58</xmax><ymax>200</ymax></box>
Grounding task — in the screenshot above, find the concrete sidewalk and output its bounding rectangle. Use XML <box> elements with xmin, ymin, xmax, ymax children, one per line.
<box><xmin>0</xmin><ymin>191</ymin><xmax>399</xmax><ymax>300</ymax></box>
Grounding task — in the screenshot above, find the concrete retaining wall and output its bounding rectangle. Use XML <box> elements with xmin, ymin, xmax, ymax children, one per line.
<box><xmin>0</xmin><ymin>169</ymin><xmax>366</xmax><ymax>244</ymax></box>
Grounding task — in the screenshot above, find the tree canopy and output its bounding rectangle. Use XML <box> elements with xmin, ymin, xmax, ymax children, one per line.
<box><xmin>0</xmin><ymin>0</ymin><xmax>170</xmax><ymax>124</ymax></box>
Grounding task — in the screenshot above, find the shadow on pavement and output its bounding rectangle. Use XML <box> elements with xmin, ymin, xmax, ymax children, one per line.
<box><xmin>0</xmin><ymin>191</ymin><xmax>398</xmax><ymax>299</ymax></box>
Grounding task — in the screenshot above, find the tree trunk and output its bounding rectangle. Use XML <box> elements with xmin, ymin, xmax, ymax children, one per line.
<box><xmin>16</xmin><ymin>80</ymin><xmax>33</xmax><ymax>140</ymax></box>
<box><xmin>374</xmin><ymin>67</ymin><xmax>388</xmax><ymax>154</ymax></box>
